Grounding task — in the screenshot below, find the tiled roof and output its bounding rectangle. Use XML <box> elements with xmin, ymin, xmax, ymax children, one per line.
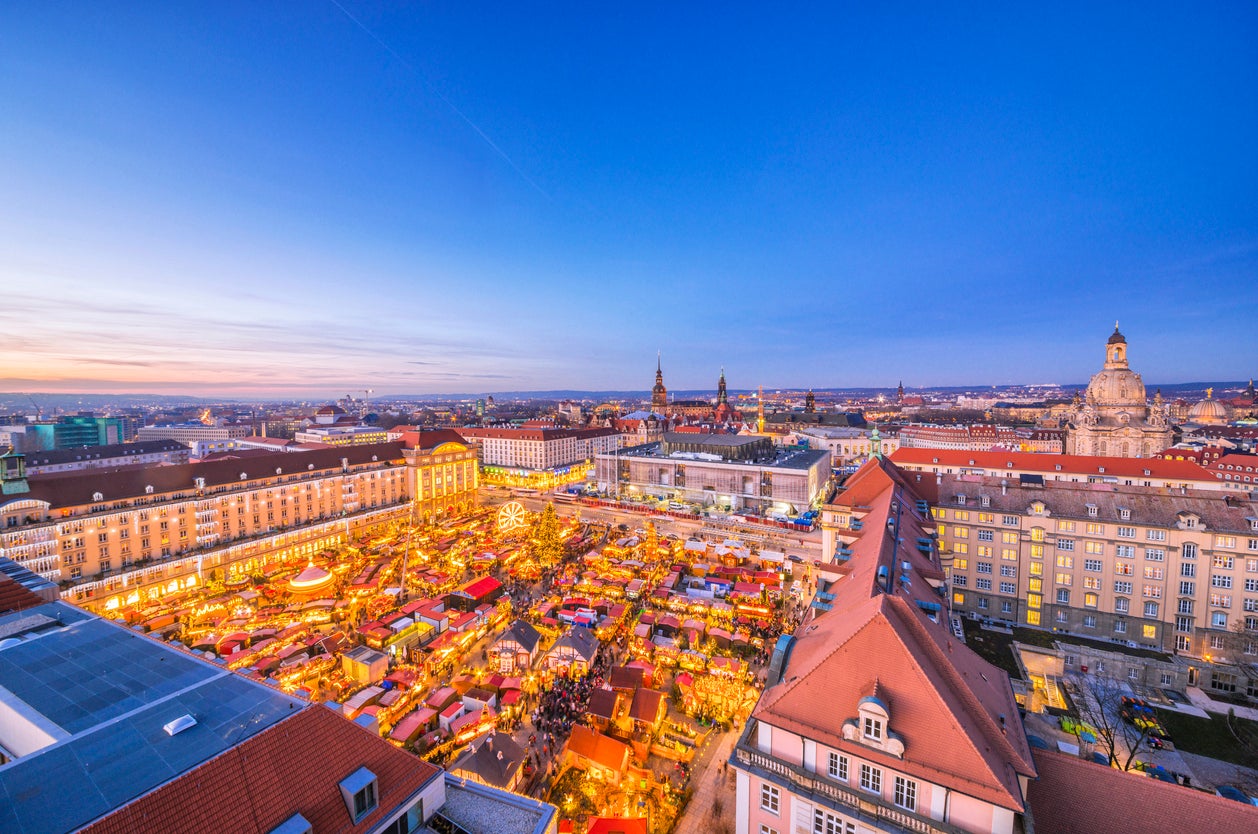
<box><xmin>1027</xmin><ymin>748</ymin><xmax>1258</xmax><ymax>834</ymax></box>
<box><xmin>8</xmin><ymin>443</ymin><xmax>405</xmax><ymax>510</ymax></box>
<box><xmin>890</xmin><ymin>448</ymin><xmax>1214</xmax><ymax>482</ymax></box>
<box><xmin>80</xmin><ymin>705</ymin><xmax>441</xmax><ymax>834</ymax></box>
<box><xmin>22</xmin><ymin>439</ymin><xmax>188</xmax><ymax>468</ymax></box>
<box><xmin>926</xmin><ymin>473</ymin><xmax>1257</xmax><ymax>531</ymax></box>
<box><xmin>765</xmin><ymin>458</ymin><xmax>1034</xmax><ymax>811</ymax></box>
<box><xmin>457</xmin><ymin>427</ymin><xmax>618</xmax><ymax>442</ymax></box>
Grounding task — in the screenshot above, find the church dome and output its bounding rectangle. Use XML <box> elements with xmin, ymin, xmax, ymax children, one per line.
<box><xmin>1085</xmin><ymin>368</ymin><xmax>1147</xmax><ymax>410</ymax></box>
<box><xmin>1187</xmin><ymin>391</ymin><xmax>1232</xmax><ymax>425</ymax></box>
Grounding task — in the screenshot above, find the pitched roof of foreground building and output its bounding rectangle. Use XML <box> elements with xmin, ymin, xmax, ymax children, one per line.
<box><xmin>755</xmin><ymin>457</ymin><xmax>1035</xmax><ymax>811</ymax></box>
<box><xmin>1028</xmin><ymin>748</ymin><xmax>1258</xmax><ymax>834</ymax></box>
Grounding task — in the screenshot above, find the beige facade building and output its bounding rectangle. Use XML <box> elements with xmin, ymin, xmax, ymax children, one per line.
<box><xmin>928</xmin><ymin>473</ymin><xmax>1258</xmax><ymax>699</ymax></box>
<box><xmin>398</xmin><ymin>428</ymin><xmax>480</xmax><ymax>524</ymax></box>
<box><xmin>0</xmin><ymin>443</ymin><xmax>415</xmax><ymax>612</ymax></box>
<box><xmin>457</xmin><ymin>426</ymin><xmax>622</xmax><ymax>472</ymax></box>
<box><xmin>1064</xmin><ymin>326</ymin><xmax>1172</xmax><ymax>457</ymax></box>
<box><xmin>135</xmin><ymin>423</ymin><xmax>251</xmax><ymax>445</ymax></box>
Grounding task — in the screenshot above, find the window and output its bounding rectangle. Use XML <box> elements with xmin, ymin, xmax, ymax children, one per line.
<box><xmin>1144</xmin><ymin>601</ymin><xmax>1159</xmax><ymax>618</ymax></box>
<box><xmin>1001</xmin><ymin>548</ymin><xmax>1018</xmax><ymax>561</ymax></box>
<box><xmin>1002</xmin><ymin>600</ymin><xmax>1013</xmax><ymax>614</ymax></box>
<box><xmin>1084</xmin><ymin>541</ymin><xmax>1105</xmax><ymax>555</ymax></box>
<box><xmin>1057</xmin><ymin>520</ymin><xmax>1076</xmax><ymax>533</ymax></box>
<box><xmin>1030</xmin><ymin>561</ymin><xmax>1043</xmax><ymax>576</ymax></box>
<box><xmin>1085</xmin><ymin>592</ymin><xmax>1099</xmax><ymax>608</ymax></box>
<box><xmin>1212</xmin><ymin>611</ymin><xmax>1228</xmax><ymax>627</ymax></box>
<box><xmin>340</xmin><ymin>768</ymin><xmax>379</xmax><ymax>824</ymax></box>
<box><xmin>1143</xmin><ymin>585</ymin><xmax>1162</xmax><ymax>599</ymax></box>
<box><xmin>1145</xmin><ymin>548</ymin><xmax>1165</xmax><ymax>562</ymax></box>
<box><xmin>1183</xmin><ymin>542</ymin><xmax>1198</xmax><ymax>559</ymax></box>
<box><xmin>1115</xmin><ymin>562</ymin><xmax>1134</xmax><ymax>576</ymax></box>
<box><xmin>1118</xmin><ymin>526</ymin><xmax>1136</xmax><ymax>538</ymax></box>
<box><xmin>1210</xmin><ymin>634</ymin><xmax>1226</xmax><ymax>650</ymax></box>
<box><xmin>1027</xmin><ymin>610</ymin><xmax>1042</xmax><ymax>625</ymax></box>
<box><xmin>1057</xmin><ymin>555</ymin><xmax>1074</xmax><ymax>569</ymax></box>
<box><xmin>1128</xmin><ymin>667</ymin><xmax>1140</xmax><ymax>680</ymax></box>
<box><xmin>1000</xmin><ymin>565</ymin><xmax>1016</xmax><ymax>577</ymax></box>
<box><xmin>860</xmin><ymin>764</ymin><xmax>881</xmax><ymax>793</ymax></box>
<box><xmin>1083</xmin><ymin>614</ymin><xmax>1097</xmax><ymax>628</ymax></box>
<box><xmin>976</xmin><ymin>578</ymin><xmax>992</xmax><ymax>591</ymax></box>
<box><xmin>1058</xmin><ymin>539</ymin><xmax>1076</xmax><ymax>551</ymax></box>
<box><xmin>1212</xmin><ymin>575</ymin><xmax>1233</xmax><ymax>589</ymax></box>
<box><xmin>760</xmin><ymin>783</ymin><xmax>780</xmax><ymax>814</ymax></box>
<box><xmin>1180</xmin><ymin>581</ymin><xmax>1195</xmax><ymax>596</ymax></box>
<box><xmin>952</xmin><ymin>574</ymin><xmax>968</xmax><ymax>587</ymax></box>
<box><xmin>1176</xmin><ymin>635</ymin><xmax>1191</xmax><ymax>651</ymax></box>
<box><xmin>761</xmin><ymin>826</ymin><xmax>780</xmax><ymax>834</ymax></box>
<box><xmin>1147</xmin><ymin>529</ymin><xmax>1166</xmax><ymax>541</ymax></box>
<box><xmin>977</xmin><ymin>597</ymin><xmax>988</xmax><ymax>610</ymax></box>
<box><xmin>1003</xmin><ymin>531</ymin><xmax>1019</xmax><ymax>544</ymax></box>
<box><xmin>1056</xmin><ymin>611</ymin><xmax>1068</xmax><ymax>623</ymax></box>
<box><xmin>1113</xmin><ymin>581</ymin><xmax>1133</xmax><ymax>594</ymax></box>
<box><xmin>978</xmin><ymin>529</ymin><xmax>994</xmax><ymax>542</ymax></box>
<box><xmin>1115</xmin><ymin>619</ymin><xmax>1127</xmax><ymax>634</ymax></box>
<box><xmin>1057</xmin><ymin>588</ymin><xmax>1070</xmax><ymax>604</ymax></box>
<box><xmin>1084</xmin><ymin>558</ymin><xmax>1103</xmax><ymax>572</ymax></box>
<box><xmin>977</xmin><ymin>562</ymin><xmax>993</xmax><ymax>574</ymax></box>
<box><xmin>1182</xmin><ymin>562</ymin><xmax>1196</xmax><ymax>578</ymax></box>
<box><xmin>863</xmin><ymin>717</ymin><xmax>883</xmax><ymax>741</ymax></box>
<box><xmin>1000</xmin><ymin>581</ymin><xmax>1017</xmax><ymax>595</ymax></box>
<box><xmin>1143</xmin><ymin>624</ymin><xmax>1157</xmax><ymax>639</ymax></box>
<box><xmin>1002</xmin><ymin>515</ymin><xmax>1018</xmax><ymax>525</ymax></box>
<box><xmin>1214</xmin><ymin>554</ymin><xmax>1235</xmax><ymax>569</ymax></box>
<box><xmin>811</xmin><ymin>810</ymin><xmax>854</xmax><ymax>834</ymax></box>
<box><xmin>1144</xmin><ymin>566</ymin><xmax>1164</xmax><ymax>580</ymax></box>
<box><xmin>893</xmin><ymin>776</ymin><xmax>917</xmax><ymax>811</ymax></box>
<box><xmin>1114</xmin><ymin>597</ymin><xmax>1129</xmax><ymax>613</ymax></box>
<box><xmin>828</xmin><ymin>751</ymin><xmax>848</xmax><ymax>782</ymax></box>
<box><xmin>1116</xmin><ymin>545</ymin><xmax>1135</xmax><ymax>559</ymax></box>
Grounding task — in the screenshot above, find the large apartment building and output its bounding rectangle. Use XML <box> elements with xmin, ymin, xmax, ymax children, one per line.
<box><xmin>738</xmin><ymin>458</ymin><xmax>1036</xmax><ymax>834</ymax></box>
<box><xmin>457</xmin><ymin>426</ymin><xmax>622</xmax><ymax>476</ymax></box>
<box><xmin>923</xmin><ymin>472</ymin><xmax>1258</xmax><ymax>698</ymax></box>
<box><xmin>0</xmin><ymin>443</ymin><xmax>413</xmax><ymax>612</ymax></box>
<box><xmin>136</xmin><ymin>422</ymin><xmax>251</xmax><ymax>445</ymax></box>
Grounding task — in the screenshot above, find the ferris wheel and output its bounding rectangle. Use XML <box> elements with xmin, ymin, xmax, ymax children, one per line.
<box><xmin>497</xmin><ymin>501</ymin><xmax>528</xmax><ymax>533</ymax></box>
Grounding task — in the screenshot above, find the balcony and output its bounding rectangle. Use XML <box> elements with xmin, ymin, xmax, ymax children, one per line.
<box><xmin>732</xmin><ymin>724</ymin><xmax>972</xmax><ymax>834</ymax></box>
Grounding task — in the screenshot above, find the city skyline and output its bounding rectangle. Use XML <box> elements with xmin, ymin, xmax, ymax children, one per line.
<box><xmin>3</xmin><ymin>4</ymin><xmax>1256</xmax><ymax>397</ymax></box>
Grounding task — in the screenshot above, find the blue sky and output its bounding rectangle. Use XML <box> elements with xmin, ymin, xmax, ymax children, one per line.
<box><xmin>2</xmin><ymin>3</ymin><xmax>1255</xmax><ymax>396</ymax></box>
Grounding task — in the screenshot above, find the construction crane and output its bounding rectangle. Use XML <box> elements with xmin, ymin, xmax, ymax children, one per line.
<box><xmin>21</xmin><ymin>393</ymin><xmax>42</xmax><ymax>420</ymax></box>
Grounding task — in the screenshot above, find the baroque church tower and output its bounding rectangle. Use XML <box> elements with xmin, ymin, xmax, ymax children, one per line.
<box><xmin>1064</xmin><ymin>325</ymin><xmax>1172</xmax><ymax>458</ymax></box>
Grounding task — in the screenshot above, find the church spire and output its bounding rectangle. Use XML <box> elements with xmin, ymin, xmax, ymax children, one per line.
<box><xmin>717</xmin><ymin>367</ymin><xmax>728</xmax><ymax>405</ymax></box>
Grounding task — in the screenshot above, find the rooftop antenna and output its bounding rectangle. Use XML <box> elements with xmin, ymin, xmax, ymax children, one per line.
<box><xmin>363</xmin><ymin>389</ymin><xmax>374</xmax><ymax>419</ymax></box>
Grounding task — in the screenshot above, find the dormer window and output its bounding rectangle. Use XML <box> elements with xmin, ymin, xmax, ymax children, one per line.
<box><xmin>1087</xmin><ymin>505</ymin><xmax>1098</xmax><ymax>517</ymax></box>
<box><xmin>981</xmin><ymin>495</ymin><xmax>991</xmax><ymax>508</ymax></box>
<box><xmin>843</xmin><ymin>694</ymin><xmax>904</xmax><ymax>758</ymax></box>
<box><xmin>1119</xmin><ymin>508</ymin><xmax>1131</xmax><ymax>521</ymax></box>
<box><xmin>339</xmin><ymin>767</ymin><xmax>378</xmax><ymax>823</ymax></box>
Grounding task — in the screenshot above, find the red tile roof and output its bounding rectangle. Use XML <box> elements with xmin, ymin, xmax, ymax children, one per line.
<box><xmin>765</xmin><ymin>458</ymin><xmax>1034</xmax><ymax>810</ymax></box>
<box><xmin>889</xmin><ymin>447</ymin><xmax>1215</xmax><ymax>483</ymax></box>
<box><xmin>1028</xmin><ymin>748</ymin><xmax>1258</xmax><ymax>834</ymax></box>
<box><xmin>80</xmin><ymin>705</ymin><xmax>441</xmax><ymax>834</ymax></box>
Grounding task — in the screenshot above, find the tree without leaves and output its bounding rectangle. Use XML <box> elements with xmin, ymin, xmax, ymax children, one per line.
<box><xmin>1067</xmin><ymin>671</ymin><xmax>1156</xmax><ymax>771</ymax></box>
